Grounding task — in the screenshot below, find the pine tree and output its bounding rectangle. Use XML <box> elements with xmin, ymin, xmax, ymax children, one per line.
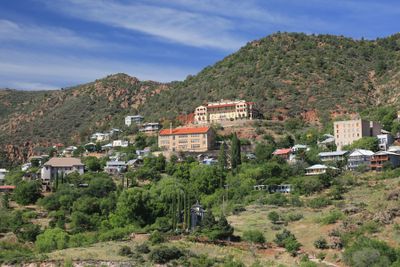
<box><xmin>231</xmin><ymin>133</ymin><xmax>241</xmax><ymax>171</ymax></box>
<box><xmin>218</xmin><ymin>142</ymin><xmax>227</xmax><ymax>171</ymax></box>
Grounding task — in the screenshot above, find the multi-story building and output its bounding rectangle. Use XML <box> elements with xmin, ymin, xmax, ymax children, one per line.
<box><xmin>334</xmin><ymin>119</ymin><xmax>381</xmax><ymax>150</ymax></box>
<box><xmin>139</xmin><ymin>122</ymin><xmax>161</xmax><ymax>134</ymax></box>
<box><xmin>125</xmin><ymin>115</ymin><xmax>144</xmax><ymax>126</ymax></box>
<box><xmin>194</xmin><ymin>100</ymin><xmax>258</xmax><ymax>124</ymax></box>
<box><xmin>158</xmin><ymin>127</ymin><xmax>215</xmax><ymax>152</ymax></box>
<box><xmin>377</xmin><ymin>134</ymin><xmax>394</xmax><ymax>151</ymax></box>
<box><xmin>105</xmin><ymin>161</ymin><xmax>127</xmax><ymax>174</ymax></box>
<box><xmin>41</xmin><ymin>158</ymin><xmax>85</xmax><ymax>182</ymax></box>
<box><xmin>370</xmin><ymin>151</ymin><xmax>400</xmax><ymax>171</ymax></box>
<box><xmin>347</xmin><ymin>149</ymin><xmax>374</xmax><ymax>171</ymax></box>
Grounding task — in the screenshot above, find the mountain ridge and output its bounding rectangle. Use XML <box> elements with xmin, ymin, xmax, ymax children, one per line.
<box><xmin>2</xmin><ymin>32</ymin><xmax>400</xmax><ymax>163</ymax></box>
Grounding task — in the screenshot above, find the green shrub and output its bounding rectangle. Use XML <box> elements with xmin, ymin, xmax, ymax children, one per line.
<box><xmin>264</xmin><ymin>193</ymin><xmax>288</xmax><ymax>206</ymax></box>
<box><xmin>318</xmin><ymin>209</ymin><xmax>344</xmax><ymax>225</ymax></box>
<box><xmin>35</xmin><ymin>228</ymin><xmax>69</xmax><ymax>253</ymax></box>
<box><xmin>268</xmin><ymin>211</ymin><xmax>281</xmax><ymax>224</ymax></box>
<box><xmin>98</xmin><ymin>226</ymin><xmax>134</xmax><ymax>241</ymax></box>
<box><xmin>135</xmin><ymin>243</ymin><xmax>150</xmax><ymax>254</ymax></box>
<box><xmin>242</xmin><ymin>230</ymin><xmax>266</xmax><ymax>245</ymax></box>
<box><xmin>118</xmin><ymin>245</ymin><xmax>133</xmax><ymax>256</ymax></box>
<box><xmin>149</xmin><ymin>246</ymin><xmax>184</xmax><ymax>264</ymax></box>
<box><xmin>274</xmin><ymin>229</ymin><xmax>301</xmax><ymax>256</ymax></box>
<box><xmin>308</xmin><ymin>197</ymin><xmax>332</xmax><ymax>209</ymax></box>
<box><xmin>149</xmin><ymin>230</ymin><xmax>165</xmax><ymax>245</ymax></box>
<box><xmin>284</xmin><ymin>212</ymin><xmax>303</xmax><ymax>222</ymax></box>
<box><xmin>314</xmin><ymin>237</ymin><xmax>328</xmax><ymax>249</ymax></box>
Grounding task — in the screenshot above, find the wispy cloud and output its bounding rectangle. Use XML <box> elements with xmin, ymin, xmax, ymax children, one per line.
<box><xmin>41</xmin><ymin>0</ymin><xmax>251</xmax><ymax>51</ymax></box>
<box><xmin>0</xmin><ymin>19</ymin><xmax>104</xmax><ymax>49</ymax></box>
<box><xmin>0</xmin><ymin>48</ymin><xmax>198</xmax><ymax>90</ymax></box>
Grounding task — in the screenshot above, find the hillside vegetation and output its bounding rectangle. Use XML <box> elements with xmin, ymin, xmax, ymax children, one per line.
<box><xmin>1</xmin><ymin>32</ymin><xmax>400</xmax><ymax>161</ymax></box>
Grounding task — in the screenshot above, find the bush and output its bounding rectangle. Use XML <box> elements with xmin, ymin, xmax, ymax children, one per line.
<box><xmin>118</xmin><ymin>245</ymin><xmax>132</xmax><ymax>256</ymax></box>
<box><xmin>318</xmin><ymin>209</ymin><xmax>344</xmax><ymax>225</ymax></box>
<box><xmin>149</xmin><ymin>246</ymin><xmax>184</xmax><ymax>264</ymax></box>
<box><xmin>307</xmin><ymin>197</ymin><xmax>332</xmax><ymax>209</ymax></box>
<box><xmin>264</xmin><ymin>193</ymin><xmax>288</xmax><ymax>206</ymax></box>
<box><xmin>314</xmin><ymin>237</ymin><xmax>328</xmax><ymax>249</ymax></box>
<box><xmin>135</xmin><ymin>243</ymin><xmax>150</xmax><ymax>254</ymax></box>
<box><xmin>35</xmin><ymin>228</ymin><xmax>69</xmax><ymax>253</ymax></box>
<box><xmin>149</xmin><ymin>230</ymin><xmax>165</xmax><ymax>245</ymax></box>
<box><xmin>274</xmin><ymin>229</ymin><xmax>301</xmax><ymax>256</ymax></box>
<box><xmin>268</xmin><ymin>211</ymin><xmax>281</xmax><ymax>224</ymax></box>
<box><xmin>284</xmin><ymin>212</ymin><xmax>303</xmax><ymax>222</ymax></box>
<box><xmin>13</xmin><ymin>181</ymin><xmax>42</xmax><ymax>205</ymax></box>
<box><xmin>242</xmin><ymin>230</ymin><xmax>266</xmax><ymax>245</ymax></box>
<box><xmin>98</xmin><ymin>226</ymin><xmax>134</xmax><ymax>241</ymax></box>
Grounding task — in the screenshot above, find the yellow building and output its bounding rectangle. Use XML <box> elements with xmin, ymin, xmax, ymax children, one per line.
<box><xmin>194</xmin><ymin>100</ymin><xmax>257</xmax><ymax>124</ymax></box>
<box><xmin>334</xmin><ymin>119</ymin><xmax>381</xmax><ymax>150</ymax></box>
<box><xmin>158</xmin><ymin>127</ymin><xmax>215</xmax><ymax>152</ymax></box>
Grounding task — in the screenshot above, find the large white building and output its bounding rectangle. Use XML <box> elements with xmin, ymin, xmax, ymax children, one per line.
<box><xmin>194</xmin><ymin>100</ymin><xmax>258</xmax><ymax>124</ymax></box>
<box><xmin>41</xmin><ymin>158</ymin><xmax>84</xmax><ymax>182</ymax></box>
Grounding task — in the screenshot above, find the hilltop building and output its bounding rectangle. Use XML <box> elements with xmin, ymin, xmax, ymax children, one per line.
<box><xmin>347</xmin><ymin>149</ymin><xmax>374</xmax><ymax>171</ymax></box>
<box><xmin>334</xmin><ymin>119</ymin><xmax>381</xmax><ymax>150</ymax></box>
<box><xmin>158</xmin><ymin>126</ymin><xmax>215</xmax><ymax>152</ymax></box>
<box><xmin>194</xmin><ymin>99</ymin><xmax>258</xmax><ymax>124</ymax></box>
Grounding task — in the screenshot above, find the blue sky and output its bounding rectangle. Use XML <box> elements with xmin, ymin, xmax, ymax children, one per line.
<box><xmin>0</xmin><ymin>0</ymin><xmax>399</xmax><ymax>90</ymax></box>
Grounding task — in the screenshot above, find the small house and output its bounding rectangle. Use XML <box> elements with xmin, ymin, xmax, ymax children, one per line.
<box><xmin>272</xmin><ymin>148</ymin><xmax>293</xmax><ymax>161</ymax></box>
<box><xmin>305</xmin><ymin>164</ymin><xmax>339</xmax><ymax>176</ymax></box>
<box><xmin>104</xmin><ymin>161</ymin><xmax>127</xmax><ymax>175</ymax></box>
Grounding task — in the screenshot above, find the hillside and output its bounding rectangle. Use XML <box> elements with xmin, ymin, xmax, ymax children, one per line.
<box><xmin>2</xmin><ymin>32</ymin><xmax>400</xmax><ymax>162</ymax></box>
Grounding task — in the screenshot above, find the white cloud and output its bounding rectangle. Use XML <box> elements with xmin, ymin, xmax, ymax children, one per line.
<box><xmin>0</xmin><ymin>48</ymin><xmax>198</xmax><ymax>90</ymax></box>
<box><xmin>42</xmin><ymin>0</ymin><xmax>249</xmax><ymax>50</ymax></box>
<box><xmin>0</xmin><ymin>19</ymin><xmax>105</xmax><ymax>49</ymax></box>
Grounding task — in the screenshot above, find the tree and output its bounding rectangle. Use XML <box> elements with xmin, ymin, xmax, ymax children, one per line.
<box><xmin>243</xmin><ymin>230</ymin><xmax>266</xmax><ymax>246</ymax></box>
<box><xmin>218</xmin><ymin>142</ymin><xmax>227</xmax><ymax>171</ymax></box>
<box><xmin>35</xmin><ymin>228</ymin><xmax>69</xmax><ymax>252</ymax></box>
<box><xmin>13</xmin><ymin>181</ymin><xmax>42</xmax><ymax>205</ymax></box>
<box><xmin>268</xmin><ymin>211</ymin><xmax>281</xmax><ymax>224</ymax></box>
<box><xmin>345</xmin><ymin>137</ymin><xmax>379</xmax><ymax>152</ymax></box>
<box><xmin>231</xmin><ymin>133</ymin><xmax>241</xmax><ymax>171</ymax></box>
<box><xmin>84</xmin><ymin>156</ymin><xmax>102</xmax><ymax>172</ymax></box>
<box><xmin>254</xmin><ymin>142</ymin><xmax>275</xmax><ymax>162</ymax></box>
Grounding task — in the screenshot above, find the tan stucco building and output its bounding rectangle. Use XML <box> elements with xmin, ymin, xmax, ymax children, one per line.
<box><xmin>158</xmin><ymin>127</ymin><xmax>214</xmax><ymax>152</ymax></box>
<box><xmin>334</xmin><ymin>119</ymin><xmax>381</xmax><ymax>150</ymax></box>
<box><xmin>194</xmin><ymin>100</ymin><xmax>258</xmax><ymax>124</ymax></box>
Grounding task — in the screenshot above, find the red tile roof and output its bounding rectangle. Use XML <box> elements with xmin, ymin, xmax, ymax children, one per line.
<box><xmin>272</xmin><ymin>148</ymin><xmax>292</xmax><ymax>155</ymax></box>
<box><xmin>0</xmin><ymin>185</ymin><xmax>16</xmax><ymax>190</ymax></box>
<box><xmin>159</xmin><ymin>127</ymin><xmax>210</xmax><ymax>136</ymax></box>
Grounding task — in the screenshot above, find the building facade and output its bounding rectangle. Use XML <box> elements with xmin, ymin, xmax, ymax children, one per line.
<box><xmin>347</xmin><ymin>149</ymin><xmax>374</xmax><ymax>171</ymax></box>
<box><xmin>41</xmin><ymin>158</ymin><xmax>84</xmax><ymax>182</ymax></box>
<box><xmin>139</xmin><ymin>122</ymin><xmax>161</xmax><ymax>134</ymax></box>
<box><xmin>158</xmin><ymin>127</ymin><xmax>214</xmax><ymax>152</ymax></box>
<box><xmin>194</xmin><ymin>100</ymin><xmax>258</xmax><ymax>124</ymax></box>
<box><xmin>370</xmin><ymin>151</ymin><xmax>400</xmax><ymax>171</ymax></box>
<box><xmin>305</xmin><ymin>164</ymin><xmax>338</xmax><ymax>176</ymax></box>
<box><xmin>125</xmin><ymin>115</ymin><xmax>144</xmax><ymax>126</ymax></box>
<box><xmin>318</xmin><ymin>151</ymin><xmax>349</xmax><ymax>162</ymax></box>
<box><xmin>334</xmin><ymin>119</ymin><xmax>381</xmax><ymax>150</ymax></box>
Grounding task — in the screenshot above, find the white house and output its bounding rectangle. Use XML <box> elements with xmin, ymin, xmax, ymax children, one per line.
<box><xmin>305</xmin><ymin>164</ymin><xmax>339</xmax><ymax>176</ymax></box>
<box><xmin>41</xmin><ymin>158</ymin><xmax>84</xmax><ymax>182</ymax></box>
<box><xmin>0</xmin><ymin>169</ymin><xmax>8</xmax><ymax>184</ymax></box>
<box><xmin>125</xmin><ymin>115</ymin><xmax>144</xmax><ymax>126</ymax></box>
<box><xmin>347</xmin><ymin>149</ymin><xmax>374</xmax><ymax>171</ymax></box>
<box><xmin>139</xmin><ymin>122</ymin><xmax>161</xmax><ymax>134</ymax></box>
<box><xmin>62</xmin><ymin>146</ymin><xmax>78</xmax><ymax>156</ymax></box>
<box><xmin>104</xmin><ymin>161</ymin><xmax>127</xmax><ymax>174</ymax></box>
<box><xmin>91</xmin><ymin>132</ymin><xmax>110</xmax><ymax>142</ymax></box>
<box><xmin>377</xmin><ymin>134</ymin><xmax>394</xmax><ymax>151</ymax></box>
<box><xmin>112</xmin><ymin>140</ymin><xmax>129</xmax><ymax>148</ymax></box>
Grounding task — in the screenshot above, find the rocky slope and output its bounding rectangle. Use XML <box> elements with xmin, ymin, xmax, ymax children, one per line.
<box><xmin>2</xmin><ymin>32</ymin><xmax>400</xmax><ymax>163</ymax></box>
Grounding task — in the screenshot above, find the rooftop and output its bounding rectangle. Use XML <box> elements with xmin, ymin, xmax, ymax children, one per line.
<box><xmin>159</xmin><ymin>127</ymin><xmax>210</xmax><ymax>136</ymax></box>
<box><xmin>272</xmin><ymin>148</ymin><xmax>292</xmax><ymax>155</ymax></box>
<box><xmin>349</xmin><ymin>149</ymin><xmax>374</xmax><ymax>157</ymax></box>
<box><xmin>44</xmin><ymin>157</ymin><xmax>84</xmax><ymax>167</ymax></box>
<box><xmin>318</xmin><ymin>151</ymin><xmax>348</xmax><ymax>157</ymax></box>
<box><xmin>306</xmin><ymin>164</ymin><xmax>338</xmax><ymax>170</ymax></box>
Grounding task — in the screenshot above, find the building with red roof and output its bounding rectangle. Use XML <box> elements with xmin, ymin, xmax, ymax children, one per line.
<box><xmin>159</xmin><ymin>126</ymin><xmax>215</xmax><ymax>152</ymax></box>
<box><xmin>194</xmin><ymin>99</ymin><xmax>259</xmax><ymax>124</ymax></box>
<box><xmin>272</xmin><ymin>148</ymin><xmax>293</xmax><ymax>160</ymax></box>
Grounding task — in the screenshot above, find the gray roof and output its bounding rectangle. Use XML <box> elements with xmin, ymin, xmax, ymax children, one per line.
<box><xmin>318</xmin><ymin>151</ymin><xmax>348</xmax><ymax>157</ymax></box>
